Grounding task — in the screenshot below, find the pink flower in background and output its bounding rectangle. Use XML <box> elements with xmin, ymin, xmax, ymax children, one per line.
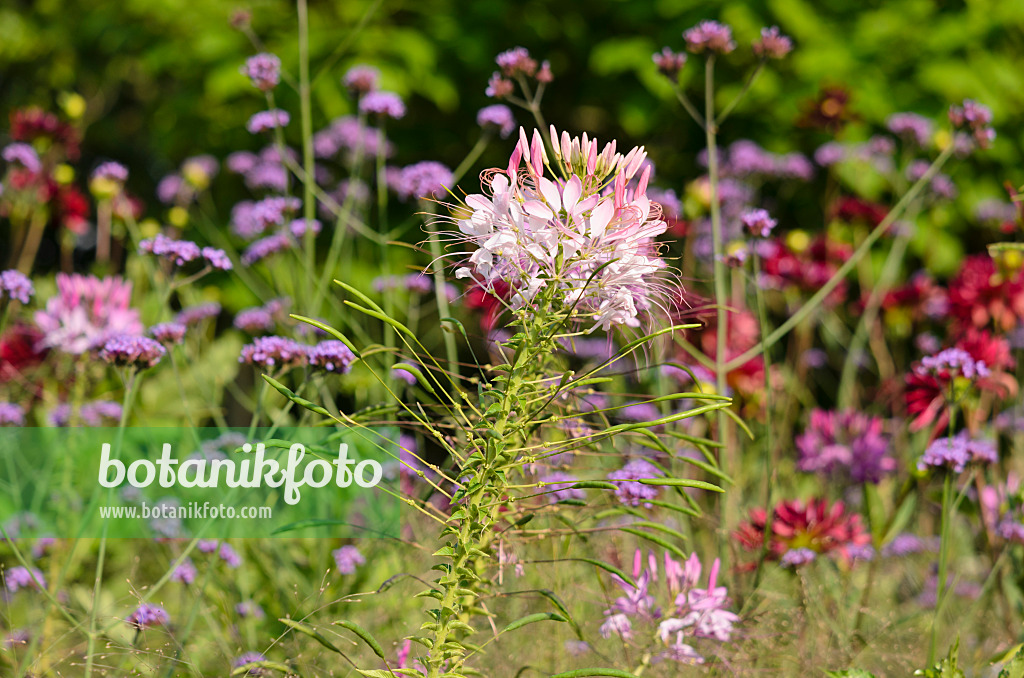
<box><xmin>35</xmin><ymin>274</ymin><xmax>142</xmax><ymax>354</ymax></box>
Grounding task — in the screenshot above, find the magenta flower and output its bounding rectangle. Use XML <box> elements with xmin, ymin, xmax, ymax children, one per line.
<box><xmin>453</xmin><ymin>127</ymin><xmax>667</xmax><ymax>332</ymax></box>
<box><xmin>343</xmin><ymin>64</ymin><xmax>380</xmax><ymax>94</ymax></box>
<box><xmin>752</xmin><ymin>26</ymin><xmax>792</xmax><ymax>59</ymax></box>
<box><xmin>949</xmin><ymin>99</ymin><xmax>996</xmax><ymax>149</ymax></box>
<box><xmin>780</xmin><ymin>547</ymin><xmax>816</xmax><ymax>568</ymax></box>
<box><xmin>795</xmin><ymin>409</ymin><xmax>895</xmax><ymax>484</ymax></box>
<box><xmin>127</xmin><ymin>603</ymin><xmax>170</xmax><ymax>629</ymax></box>
<box><xmin>918</xmin><ymin>431</ymin><xmax>998</xmax><ymax>473</ymax></box>
<box><xmin>652</xmin><ymin>47</ymin><xmax>687</xmax><ymax>79</ymax></box>
<box><xmin>392</xmin><ymin>364</ymin><xmax>418</xmax><ymax>385</ymax></box>
<box><xmin>234</xmin><ymin>307</ymin><xmax>275</xmax><ymax>333</ymax></box>
<box><xmin>684</xmin><ymin>21</ymin><xmax>735</xmax><ymax>55</ymax></box>
<box><xmin>226</xmin><ymin>151</ymin><xmax>259</xmax><ymax>174</ymax></box>
<box><xmin>149</xmin><ymin>322</ymin><xmax>187</xmax><ymax>345</ymax></box>
<box><xmin>887</xmin><ymin>112</ymin><xmax>933</xmax><ymax>147</ymax></box>
<box><xmin>1</xmin><ymin>270</ymin><xmax>34</xmax><ymax>304</ymax></box>
<box><xmin>247</xmin><ymin>109</ymin><xmax>290</xmax><ymax>134</ymax></box>
<box><xmin>359</xmin><ymin>91</ymin><xmax>405</xmax><ymax>119</ymax></box>
<box><xmin>234</xmin><ymin>652</ymin><xmax>270</xmax><ymax>676</ymax></box>
<box><xmin>170</xmin><ymin>559</ymin><xmax>197</xmax><ymax>584</ymax></box>
<box><xmin>99</xmin><ymin>335</ymin><xmax>166</xmax><ymax>368</ymax></box>
<box><xmin>35</xmin><ymin>274</ymin><xmax>143</xmax><ymax>354</ymax></box>
<box><xmin>333</xmin><ymin>545</ymin><xmax>365</xmax><ymax>574</ymax></box>
<box><xmin>393</xmin><ymin>161</ymin><xmax>453</xmax><ymax>201</ymax></box>
<box><xmin>539</xmin><ymin>472</ymin><xmax>585</xmax><ymax>503</ymax></box>
<box><xmin>495</xmin><ymin>46</ymin><xmax>538</xmax><ymax>77</ymax></box>
<box><xmin>242</xmin><ymin>233</ymin><xmax>291</xmax><ymax>265</ymax></box>
<box><xmin>49</xmin><ymin>400</ymin><xmax>122</xmax><ymax>426</ymax></box>
<box><xmin>2</xmin><ymin>143</ymin><xmax>41</xmax><ymax>173</ymax></box>
<box><xmin>485</xmin><ymin>72</ymin><xmax>514</xmax><ymax>98</ymax></box>
<box><xmin>202</xmin><ymin>247</ymin><xmax>233</xmax><ymax>271</ymax></box>
<box><xmin>308</xmin><ymin>340</ymin><xmax>355</xmax><ymax>373</ymax></box>
<box><xmin>607</xmin><ymin>459</ymin><xmax>662</xmax><ymax>507</ymax></box>
<box><xmin>477</xmin><ymin>104</ymin><xmax>516</xmax><ymax>138</ymax></box>
<box><xmin>139</xmin><ymin>234</ymin><xmax>201</xmax><ymax>265</ymax></box>
<box><xmin>288</xmin><ymin>218</ymin><xmax>322</xmax><ymax>238</ymax></box>
<box><xmin>176</xmin><ymin>302</ymin><xmax>221</xmax><ymax>326</ymax></box>
<box><xmin>0</xmin><ymin>403</ymin><xmax>25</xmax><ymax>426</ymax></box>
<box><xmin>4</xmin><ymin>566</ymin><xmax>45</xmax><ymax>592</ymax></box>
<box><xmin>741</xmin><ymin>208</ymin><xmax>777</xmax><ymax>238</ymax></box>
<box><xmin>239</xmin><ymin>335</ymin><xmax>308</xmax><ymax>369</ymax></box>
<box><xmin>242</xmin><ymin>53</ymin><xmax>281</xmax><ymax>91</ymax></box>
<box><xmin>91</xmin><ymin>161</ymin><xmax>129</xmax><ymax>184</ymax></box>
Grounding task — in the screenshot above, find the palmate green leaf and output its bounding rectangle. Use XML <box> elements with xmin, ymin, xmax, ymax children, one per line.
<box><xmin>501</xmin><ymin>612</ymin><xmax>567</xmax><ymax>634</ymax></box>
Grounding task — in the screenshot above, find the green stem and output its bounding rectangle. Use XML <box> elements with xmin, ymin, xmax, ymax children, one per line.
<box><xmin>715</xmin><ymin>60</ymin><xmax>764</xmax><ymax>126</ymax></box>
<box><xmin>836</xmin><ymin>222</ymin><xmax>915</xmax><ymax>409</ymax></box>
<box><xmin>929</xmin><ymin>469</ymin><xmax>954</xmax><ymax>666</ymax></box>
<box><xmin>84</xmin><ymin>370</ymin><xmax>140</xmax><ymax>678</ymax></box>
<box><xmin>703</xmin><ymin>55</ymin><xmax>736</xmax><ymax>554</ymax></box>
<box><xmin>725</xmin><ymin>143</ymin><xmax>956</xmax><ymax>372</ymax></box>
<box><xmin>298</xmin><ymin>0</ymin><xmax>317</xmax><ymax>304</ymax></box>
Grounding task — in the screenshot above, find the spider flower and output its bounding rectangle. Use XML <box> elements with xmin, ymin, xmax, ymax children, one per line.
<box><xmin>35</xmin><ymin>274</ymin><xmax>143</xmax><ymax>354</ymax></box>
<box><xmin>450</xmin><ymin>126</ymin><xmax>670</xmax><ymax>332</ymax></box>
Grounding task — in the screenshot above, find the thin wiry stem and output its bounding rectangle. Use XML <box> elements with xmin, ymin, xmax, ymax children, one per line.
<box><xmin>725</xmin><ymin>143</ymin><xmax>956</xmax><ymax>372</ymax></box>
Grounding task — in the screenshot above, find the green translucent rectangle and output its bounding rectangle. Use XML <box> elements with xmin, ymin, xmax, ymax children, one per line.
<box><xmin>0</xmin><ymin>427</ymin><xmax>400</xmax><ymax>539</ymax></box>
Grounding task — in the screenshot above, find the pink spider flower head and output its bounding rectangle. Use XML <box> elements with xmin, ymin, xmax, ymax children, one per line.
<box><xmin>447</xmin><ymin>125</ymin><xmax>673</xmax><ymax>333</ymax></box>
<box><xmin>35</xmin><ymin>274</ymin><xmax>143</xmax><ymax>354</ymax></box>
<box><xmin>602</xmin><ymin>549</ymin><xmax>739</xmax><ymax>664</ymax></box>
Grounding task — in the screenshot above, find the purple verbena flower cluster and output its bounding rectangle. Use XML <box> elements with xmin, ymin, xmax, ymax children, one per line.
<box><xmin>247</xmin><ymin>109</ymin><xmax>290</xmax><ymax>134</ymax></box>
<box><xmin>99</xmin><ymin>334</ymin><xmax>166</xmax><ymax>368</ymax></box>
<box><xmin>918</xmin><ymin>431</ymin><xmax>998</xmax><ymax>473</ymax></box>
<box><xmin>332</xmin><ymin>545</ymin><xmax>365</xmax><ymax>574</ymax></box>
<box><xmin>242</xmin><ymin>53</ymin><xmax>281</xmax><ymax>91</ymax></box>
<box><xmin>477</xmin><ymin>104</ymin><xmax>516</xmax><ymax>138</ymax></box>
<box><xmin>684</xmin><ymin>21</ymin><xmax>736</xmax><ymax>55</ymax></box>
<box><xmin>795</xmin><ymin>409</ymin><xmax>895</xmax><ymax>484</ymax></box>
<box><xmin>0</xmin><ymin>269</ymin><xmax>34</xmax><ymax>304</ymax></box>
<box><xmin>359</xmin><ymin>91</ymin><xmax>405</xmax><ymax>119</ymax></box>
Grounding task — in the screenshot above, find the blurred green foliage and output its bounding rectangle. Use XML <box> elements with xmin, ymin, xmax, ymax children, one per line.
<box><xmin>1</xmin><ymin>0</ymin><xmax>1021</xmax><ymax>256</ymax></box>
